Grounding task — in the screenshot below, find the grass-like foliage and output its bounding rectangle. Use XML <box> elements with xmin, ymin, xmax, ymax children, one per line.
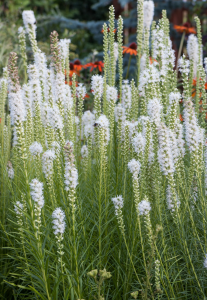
<box><xmin>1</xmin><ymin>2</ymin><xmax>207</xmax><ymax>299</ymax></box>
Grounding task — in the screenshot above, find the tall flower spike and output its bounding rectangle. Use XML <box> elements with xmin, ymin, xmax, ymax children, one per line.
<box><xmin>52</xmin><ymin>207</ymin><xmax>66</xmax><ymax>264</ymax></box>
<box><xmin>102</xmin><ymin>23</ymin><xmax>109</xmax><ymax>115</ymax></box>
<box><xmin>122</xmin><ymin>80</ymin><xmax>132</xmax><ymax>120</ymax></box>
<box><xmin>111</xmin><ymin>195</ymin><xmax>125</xmax><ymax>234</ymax></box>
<box><xmin>91</xmin><ymin>75</ymin><xmax>103</xmax><ymax>118</ymax></box>
<box><xmin>22</xmin><ymin>10</ymin><xmax>38</xmax><ymax>53</ymax></box>
<box><xmin>157</xmin><ymin>123</ymin><xmax>174</xmax><ymax>176</ymax></box>
<box><xmin>109</xmin><ymin>5</ymin><xmax>116</xmax><ymax>86</ymax></box>
<box><xmin>30</xmin><ymin>179</ymin><xmax>44</xmax><ymax>231</ymax></box>
<box><xmin>95</xmin><ymin>115</ymin><xmax>110</xmax><ymax>146</ymax></box>
<box><xmin>147</xmin><ymin>98</ymin><xmax>162</xmax><ymax>128</ymax></box>
<box><xmin>7</xmin><ymin>161</ymin><xmax>14</xmax><ymax>179</ymax></box>
<box><xmin>42</xmin><ymin>150</ymin><xmax>55</xmax><ymax>179</ymax></box>
<box><xmin>106</xmin><ymin>86</ymin><xmax>117</xmax><ymax>138</ymax></box>
<box><xmin>117</xmin><ymin>16</ymin><xmax>123</xmax><ymax>102</ymax></box>
<box><xmin>143</xmin><ymin>1</ymin><xmax>154</xmax><ymax>30</ymax></box>
<box><xmin>138</xmin><ymin>198</ymin><xmax>151</xmax><ymax>215</ymax></box>
<box><xmin>77</xmin><ymin>83</ymin><xmax>86</xmax><ymax>121</ymax></box>
<box><xmin>8</xmin><ymin>53</ymin><xmax>26</xmax><ymax>152</ymax></box>
<box><xmin>52</xmin><ymin>207</ymin><xmax>66</xmax><ymax>236</ymax></box>
<box><xmin>50</xmin><ymin>31</ymin><xmax>62</xmax><ymax>73</ymax></box>
<box><xmin>187</xmin><ymin>34</ymin><xmax>198</xmax><ymax>78</ymax></box>
<box><xmin>18</xmin><ymin>27</ymin><xmax>27</xmax><ymax>80</ymax></box>
<box><xmin>137</xmin><ymin>0</ymin><xmax>144</xmax><ymax>85</ymax></box>
<box><xmin>34</xmin><ymin>49</ymin><xmax>47</xmax><ymax>102</ymax></box>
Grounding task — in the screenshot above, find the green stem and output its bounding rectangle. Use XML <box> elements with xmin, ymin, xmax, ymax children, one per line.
<box><xmin>176</xmin><ymin>32</ymin><xmax>186</xmax><ymax>73</ymax></box>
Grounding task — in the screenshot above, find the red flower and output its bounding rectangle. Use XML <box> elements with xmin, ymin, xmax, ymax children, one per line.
<box><xmin>84</xmin><ymin>61</ymin><xmax>104</xmax><ymax>72</ymax></box>
<box><xmin>73</xmin><ymin>59</ymin><xmax>83</xmax><ymax>71</ymax></box>
<box><xmin>174</xmin><ymin>22</ymin><xmax>196</xmax><ymax>34</ymax></box>
<box><xmin>123</xmin><ymin>42</ymin><xmax>137</xmax><ymax>56</ymax></box>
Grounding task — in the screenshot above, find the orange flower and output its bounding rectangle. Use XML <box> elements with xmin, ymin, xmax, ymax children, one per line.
<box><xmin>179</xmin><ymin>114</ymin><xmax>184</xmax><ymax>122</ymax></box>
<box><xmin>123</xmin><ymin>42</ymin><xmax>137</xmax><ymax>56</ymax></box>
<box><xmin>174</xmin><ymin>22</ymin><xmax>196</xmax><ymax>34</ymax></box>
<box><xmin>65</xmin><ymin>62</ymin><xmax>79</xmax><ymax>77</ymax></box>
<box><xmin>65</xmin><ymin>80</ymin><xmax>78</xmax><ymax>86</ymax></box>
<box><xmin>101</xmin><ymin>28</ymin><xmax>117</xmax><ymax>33</ymax></box>
<box><xmin>84</xmin><ymin>61</ymin><xmax>104</xmax><ymax>72</ymax></box>
<box><xmin>192</xmin><ymin>78</ymin><xmax>207</xmax><ymax>97</ymax></box>
<box><xmin>149</xmin><ymin>57</ymin><xmax>157</xmax><ymax>64</ymax></box>
<box><xmin>85</xmin><ymin>93</ymin><xmax>90</xmax><ymax>98</ymax></box>
<box><xmin>73</xmin><ymin>59</ymin><xmax>83</xmax><ymax>71</ymax></box>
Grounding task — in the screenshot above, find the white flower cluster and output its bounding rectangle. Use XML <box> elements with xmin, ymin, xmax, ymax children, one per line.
<box><xmin>27</xmin><ymin>64</ymin><xmax>42</xmax><ymax>114</ymax></box>
<box><xmin>187</xmin><ymin>35</ymin><xmax>198</xmax><ymax>62</ymax></box>
<box><xmin>8</xmin><ymin>89</ymin><xmax>26</xmax><ymax>126</ymax></box>
<box><xmin>166</xmin><ymin>185</ymin><xmax>180</xmax><ymax>212</ymax></box>
<box><xmin>132</xmin><ymin>133</ymin><xmax>145</xmax><ymax>156</ymax></box>
<box><xmin>169</xmin><ymin>92</ymin><xmax>181</xmax><ymax>106</ymax></box>
<box><xmin>158</xmin><ymin>124</ymin><xmax>175</xmax><ymax>175</ymax></box>
<box><xmin>14</xmin><ymin>201</ymin><xmax>23</xmax><ymax>215</ymax></box>
<box><xmin>48</xmin><ymin>105</ymin><xmax>64</xmax><ymax>130</ymax></box>
<box><xmin>81</xmin><ymin>145</ymin><xmax>88</xmax><ymax>158</ymax></box>
<box><xmin>7</xmin><ymin>161</ymin><xmax>14</xmax><ymax>179</ymax></box>
<box><xmin>114</xmin><ymin>42</ymin><xmax>119</xmax><ymax>61</ymax></box>
<box><xmin>77</xmin><ymin>83</ymin><xmax>86</xmax><ymax>100</ymax></box>
<box><xmin>152</xmin><ymin>27</ymin><xmax>164</xmax><ymax>60</ymax></box>
<box><xmin>111</xmin><ymin>195</ymin><xmax>124</xmax><ymax>216</ymax></box>
<box><xmin>204</xmin><ymin>254</ymin><xmax>207</xmax><ymax>269</ymax></box>
<box><xmin>30</xmin><ymin>179</ymin><xmax>44</xmax><ymax>209</ymax></box>
<box><xmin>106</xmin><ymin>86</ymin><xmax>118</xmax><ymax>103</ymax></box>
<box><xmin>82</xmin><ymin>110</ymin><xmax>95</xmax><ymax>139</ymax></box>
<box><xmin>64</xmin><ymin>163</ymin><xmax>78</xmax><ymax>191</ymax></box>
<box><xmin>139</xmin><ymin>64</ymin><xmax>160</xmax><ymax>97</ymax></box>
<box><xmin>18</xmin><ymin>26</ymin><xmax>25</xmax><ymax>35</ymax></box>
<box><xmin>59</xmin><ymin>39</ymin><xmax>70</xmax><ymax>60</ymax></box>
<box><xmin>22</xmin><ymin>10</ymin><xmax>36</xmax><ymax>34</ymax></box>
<box><xmin>178</xmin><ymin>56</ymin><xmax>190</xmax><ymax>75</ymax></box>
<box><xmin>64</xmin><ymin>143</ymin><xmax>78</xmax><ymax>191</ymax></box>
<box><xmin>138</xmin><ymin>199</ymin><xmax>151</xmax><ymax>215</ymax></box>
<box><xmin>143</xmin><ymin>0</ymin><xmax>154</xmax><ymax>29</ymax></box>
<box><xmin>52</xmin><ymin>207</ymin><xmax>66</xmax><ymax>236</ymax></box>
<box><xmin>183</xmin><ymin>100</ymin><xmax>200</xmax><ymax>153</ymax></box>
<box><xmin>147</xmin><ymin>98</ymin><xmax>162</xmax><ymax>127</ymax></box>
<box><xmin>29</xmin><ymin>141</ymin><xmax>43</xmax><ymax>156</ymax></box>
<box><xmin>128</xmin><ymin>159</ymin><xmax>141</xmax><ymax>177</ymax></box>
<box><xmin>91</xmin><ymin>75</ymin><xmax>103</xmax><ymax>97</ymax></box>
<box><xmin>204</xmin><ymin>57</ymin><xmax>207</xmax><ymax>76</ymax></box>
<box><xmin>34</xmin><ymin>49</ymin><xmax>47</xmax><ymax>85</ymax></box>
<box><xmin>42</xmin><ymin>150</ymin><xmax>56</xmax><ymax>179</ymax></box>
<box><xmin>114</xmin><ymin>103</ymin><xmax>125</xmax><ymax>123</ymax></box>
<box><xmin>22</xmin><ymin>84</ymin><xmax>32</xmax><ymax>113</ymax></box>
<box><xmin>122</xmin><ymin>81</ymin><xmax>131</xmax><ymax>115</ymax></box>
<box><xmin>95</xmin><ymin>115</ymin><xmax>110</xmax><ymax>145</ymax></box>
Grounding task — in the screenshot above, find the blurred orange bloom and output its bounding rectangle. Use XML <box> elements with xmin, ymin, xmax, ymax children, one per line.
<box><xmin>192</xmin><ymin>79</ymin><xmax>207</xmax><ymax>97</ymax></box>
<box><xmin>65</xmin><ymin>80</ymin><xmax>78</xmax><ymax>86</ymax></box>
<box><xmin>149</xmin><ymin>57</ymin><xmax>157</xmax><ymax>64</ymax></box>
<box><xmin>101</xmin><ymin>28</ymin><xmax>117</xmax><ymax>33</ymax></box>
<box><xmin>84</xmin><ymin>61</ymin><xmax>104</xmax><ymax>72</ymax></box>
<box><xmin>179</xmin><ymin>114</ymin><xmax>184</xmax><ymax>122</ymax></box>
<box><xmin>123</xmin><ymin>42</ymin><xmax>137</xmax><ymax>56</ymax></box>
<box><xmin>174</xmin><ymin>22</ymin><xmax>196</xmax><ymax>34</ymax></box>
<box><xmin>73</xmin><ymin>59</ymin><xmax>83</xmax><ymax>71</ymax></box>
